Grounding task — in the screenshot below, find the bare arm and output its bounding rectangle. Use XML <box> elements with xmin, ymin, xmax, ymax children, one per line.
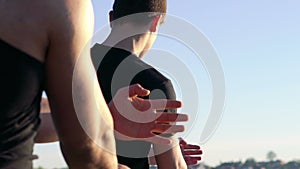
<box><xmin>154</xmin><ymin>137</ymin><xmax>187</xmax><ymax>169</ymax></box>
<box><xmin>36</xmin><ymin>85</ymin><xmax>188</xmax><ymax>145</ymax></box>
<box><xmin>44</xmin><ymin>0</ymin><xmax>117</xmax><ymax>168</ymax></box>
<box><xmin>152</xmin><ymin>81</ymin><xmax>187</xmax><ymax>169</ymax></box>
<box><xmin>150</xmin><ymin>138</ymin><xmax>203</xmax><ymax>168</ymax></box>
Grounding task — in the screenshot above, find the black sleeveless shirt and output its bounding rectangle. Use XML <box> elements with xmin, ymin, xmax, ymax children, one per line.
<box><xmin>92</xmin><ymin>44</ymin><xmax>176</xmax><ymax>169</ymax></box>
<box><xmin>0</xmin><ymin>39</ymin><xmax>44</xmax><ymax>169</ymax></box>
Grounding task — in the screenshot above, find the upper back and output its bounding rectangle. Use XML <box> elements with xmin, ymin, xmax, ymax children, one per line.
<box><xmin>0</xmin><ymin>0</ymin><xmax>67</xmax><ymax>62</ymax></box>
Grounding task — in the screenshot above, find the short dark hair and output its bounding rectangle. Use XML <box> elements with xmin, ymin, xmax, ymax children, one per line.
<box><xmin>112</xmin><ymin>0</ymin><xmax>167</xmax><ymax>24</ymax></box>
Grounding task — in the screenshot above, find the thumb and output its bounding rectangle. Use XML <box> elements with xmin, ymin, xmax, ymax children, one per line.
<box><xmin>128</xmin><ymin>84</ymin><xmax>150</xmax><ymax>97</ymax></box>
<box><xmin>179</xmin><ymin>137</ymin><xmax>187</xmax><ymax>145</ymax></box>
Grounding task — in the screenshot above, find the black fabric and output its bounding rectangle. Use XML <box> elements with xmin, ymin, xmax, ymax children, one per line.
<box><xmin>92</xmin><ymin>44</ymin><xmax>176</xmax><ymax>169</ymax></box>
<box><xmin>0</xmin><ymin>39</ymin><xmax>44</xmax><ymax>169</ymax></box>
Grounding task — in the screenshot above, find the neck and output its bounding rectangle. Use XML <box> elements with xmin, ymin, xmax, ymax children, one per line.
<box><xmin>102</xmin><ymin>25</ymin><xmax>149</xmax><ymax>57</ymax></box>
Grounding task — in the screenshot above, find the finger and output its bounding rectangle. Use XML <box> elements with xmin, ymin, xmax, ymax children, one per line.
<box><xmin>156</xmin><ymin>113</ymin><xmax>188</xmax><ymax>122</ymax></box>
<box><xmin>149</xmin><ymin>99</ymin><xmax>182</xmax><ymax>110</ymax></box>
<box><xmin>144</xmin><ymin>134</ymin><xmax>172</xmax><ymax>145</ymax></box>
<box><xmin>185</xmin><ymin>156</ymin><xmax>201</xmax><ymax>161</ymax></box>
<box><xmin>185</xmin><ymin>158</ymin><xmax>201</xmax><ymax>165</ymax></box>
<box><xmin>151</xmin><ymin>124</ymin><xmax>185</xmax><ymax>133</ymax></box>
<box><xmin>183</xmin><ymin>150</ymin><xmax>203</xmax><ymax>155</ymax></box>
<box><xmin>181</xmin><ymin>144</ymin><xmax>201</xmax><ymax>149</ymax></box>
<box><xmin>185</xmin><ymin>160</ymin><xmax>198</xmax><ymax>166</ymax></box>
<box><xmin>184</xmin><ymin>157</ymin><xmax>202</xmax><ymax>164</ymax></box>
<box><xmin>128</xmin><ymin>84</ymin><xmax>150</xmax><ymax>97</ymax></box>
<box><xmin>131</xmin><ymin>98</ymin><xmax>151</xmax><ymax>112</ymax></box>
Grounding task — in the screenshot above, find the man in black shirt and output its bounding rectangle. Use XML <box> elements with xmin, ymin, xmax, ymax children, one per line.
<box><xmin>91</xmin><ymin>0</ymin><xmax>188</xmax><ymax>168</ymax></box>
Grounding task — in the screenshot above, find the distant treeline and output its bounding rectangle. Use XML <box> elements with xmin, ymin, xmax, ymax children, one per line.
<box><xmin>34</xmin><ymin>159</ymin><xmax>300</xmax><ymax>169</ymax></box>
<box><xmin>202</xmin><ymin>159</ymin><xmax>300</xmax><ymax>169</ymax></box>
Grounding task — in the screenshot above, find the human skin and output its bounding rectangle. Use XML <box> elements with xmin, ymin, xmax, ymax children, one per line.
<box><xmin>37</xmin><ymin>85</ymin><xmax>188</xmax><ymax>144</ymax></box>
<box><xmin>0</xmin><ymin>0</ymin><xmax>117</xmax><ymax>168</ymax></box>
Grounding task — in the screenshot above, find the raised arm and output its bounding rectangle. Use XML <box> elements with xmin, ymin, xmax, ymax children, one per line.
<box><xmin>44</xmin><ymin>0</ymin><xmax>117</xmax><ymax>168</ymax></box>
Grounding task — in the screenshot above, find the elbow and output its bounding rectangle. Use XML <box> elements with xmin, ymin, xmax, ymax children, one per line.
<box><xmin>61</xmin><ymin>141</ymin><xmax>118</xmax><ymax>169</ymax></box>
<box><xmin>59</xmin><ymin>129</ymin><xmax>117</xmax><ymax>169</ymax></box>
<box><xmin>178</xmin><ymin>163</ymin><xmax>188</xmax><ymax>169</ymax></box>
<box><xmin>169</xmin><ymin>161</ymin><xmax>187</xmax><ymax>169</ymax></box>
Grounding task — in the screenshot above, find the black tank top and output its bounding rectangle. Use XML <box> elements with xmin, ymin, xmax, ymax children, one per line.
<box><xmin>0</xmin><ymin>39</ymin><xmax>44</xmax><ymax>169</ymax></box>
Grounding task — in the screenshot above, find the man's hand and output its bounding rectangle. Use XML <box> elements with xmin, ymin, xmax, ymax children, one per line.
<box><xmin>109</xmin><ymin>84</ymin><xmax>189</xmax><ymax>145</ymax></box>
<box><xmin>179</xmin><ymin>138</ymin><xmax>203</xmax><ymax>166</ymax></box>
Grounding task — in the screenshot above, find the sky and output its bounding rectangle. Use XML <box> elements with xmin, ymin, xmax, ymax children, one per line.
<box><xmin>33</xmin><ymin>0</ymin><xmax>300</xmax><ymax>168</ymax></box>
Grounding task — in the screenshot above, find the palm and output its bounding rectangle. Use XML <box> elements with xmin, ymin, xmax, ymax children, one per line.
<box><xmin>109</xmin><ymin>84</ymin><xmax>188</xmax><ymax>145</ymax></box>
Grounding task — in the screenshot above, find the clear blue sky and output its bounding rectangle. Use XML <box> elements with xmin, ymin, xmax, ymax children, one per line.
<box><xmin>34</xmin><ymin>0</ymin><xmax>300</xmax><ymax>168</ymax></box>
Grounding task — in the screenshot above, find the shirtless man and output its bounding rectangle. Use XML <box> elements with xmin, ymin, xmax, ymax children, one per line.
<box><xmin>0</xmin><ymin>0</ymin><xmax>183</xmax><ymax>168</ymax></box>
<box><xmin>0</xmin><ymin>0</ymin><xmax>120</xmax><ymax>168</ymax></box>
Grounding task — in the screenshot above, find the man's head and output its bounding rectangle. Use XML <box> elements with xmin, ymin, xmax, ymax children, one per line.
<box><xmin>108</xmin><ymin>0</ymin><xmax>167</xmax><ymax>58</ymax></box>
<box><xmin>111</xmin><ymin>0</ymin><xmax>167</xmax><ymax>24</ymax></box>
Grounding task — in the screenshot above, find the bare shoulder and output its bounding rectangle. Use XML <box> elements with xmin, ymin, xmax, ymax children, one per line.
<box><xmin>44</xmin><ymin>0</ymin><xmax>94</xmax><ymax>62</ymax></box>
<box><xmin>0</xmin><ymin>0</ymin><xmax>70</xmax><ymax>61</ymax></box>
<box><xmin>0</xmin><ymin>0</ymin><xmax>93</xmax><ymax>61</ymax></box>
<box><xmin>45</xmin><ymin>0</ymin><xmax>94</xmax><ymax>36</ymax></box>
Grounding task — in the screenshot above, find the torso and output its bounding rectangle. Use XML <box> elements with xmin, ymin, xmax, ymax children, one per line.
<box><xmin>0</xmin><ymin>38</ymin><xmax>45</xmax><ymax>169</ymax></box>
<box><xmin>0</xmin><ymin>1</ymin><xmax>51</xmax><ymax>168</ymax></box>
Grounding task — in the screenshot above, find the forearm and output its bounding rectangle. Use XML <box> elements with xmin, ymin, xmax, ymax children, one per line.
<box><xmin>60</xmin><ymin>126</ymin><xmax>117</xmax><ymax>169</ymax></box>
<box><xmin>36</xmin><ymin>113</ymin><xmax>118</xmax><ymax>168</ymax></box>
<box><xmin>36</xmin><ymin>100</ymin><xmax>118</xmax><ymax>168</ymax></box>
<box><xmin>154</xmin><ymin>82</ymin><xmax>187</xmax><ymax>168</ymax></box>
<box><xmin>35</xmin><ymin>110</ymin><xmax>123</xmax><ymax>168</ymax></box>
<box><xmin>154</xmin><ymin>136</ymin><xmax>187</xmax><ymax>169</ymax></box>
<box><xmin>51</xmin><ymin>76</ymin><xmax>117</xmax><ymax>169</ymax></box>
